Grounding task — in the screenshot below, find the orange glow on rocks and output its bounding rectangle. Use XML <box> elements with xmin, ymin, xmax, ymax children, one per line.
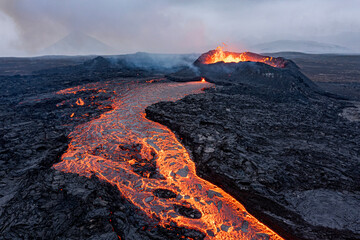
<box><xmin>198</xmin><ymin>46</ymin><xmax>286</xmax><ymax>68</ymax></box>
<box><xmin>76</xmin><ymin>98</ymin><xmax>85</xmax><ymax>106</ymax></box>
<box><xmin>53</xmin><ymin>79</ymin><xmax>284</xmax><ymax>239</ymax></box>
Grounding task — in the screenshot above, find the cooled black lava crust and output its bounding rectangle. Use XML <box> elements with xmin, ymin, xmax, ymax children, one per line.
<box><xmin>146</xmin><ymin>60</ymin><xmax>360</xmax><ymax>240</ymax></box>
<box><xmin>0</xmin><ymin>57</ymin><xmax>205</xmax><ymax>240</ymax></box>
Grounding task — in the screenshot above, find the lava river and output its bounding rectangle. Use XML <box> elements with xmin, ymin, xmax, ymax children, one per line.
<box><xmin>54</xmin><ymin>79</ymin><xmax>284</xmax><ymax>240</ymax></box>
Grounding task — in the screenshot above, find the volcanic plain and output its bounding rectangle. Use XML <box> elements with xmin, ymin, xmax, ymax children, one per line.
<box><xmin>0</xmin><ymin>51</ymin><xmax>359</xmax><ymax>240</ymax></box>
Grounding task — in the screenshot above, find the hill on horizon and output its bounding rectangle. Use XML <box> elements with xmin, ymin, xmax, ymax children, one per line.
<box><xmin>250</xmin><ymin>40</ymin><xmax>352</xmax><ymax>54</ymax></box>
<box><xmin>40</xmin><ymin>32</ymin><xmax>117</xmax><ymax>56</ymax></box>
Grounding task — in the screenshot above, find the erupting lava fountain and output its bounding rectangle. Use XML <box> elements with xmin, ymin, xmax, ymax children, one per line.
<box><xmin>195</xmin><ymin>46</ymin><xmax>287</xmax><ymax>68</ymax></box>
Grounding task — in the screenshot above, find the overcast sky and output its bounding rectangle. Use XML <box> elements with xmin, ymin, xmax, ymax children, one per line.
<box><xmin>0</xmin><ymin>0</ymin><xmax>359</xmax><ymax>56</ymax></box>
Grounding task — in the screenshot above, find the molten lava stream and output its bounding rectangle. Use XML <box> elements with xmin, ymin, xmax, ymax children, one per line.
<box><xmin>200</xmin><ymin>46</ymin><xmax>285</xmax><ymax>68</ymax></box>
<box><xmin>54</xmin><ymin>80</ymin><xmax>284</xmax><ymax>240</ymax></box>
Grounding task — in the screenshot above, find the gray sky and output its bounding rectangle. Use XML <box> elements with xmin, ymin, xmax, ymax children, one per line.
<box><xmin>0</xmin><ymin>0</ymin><xmax>359</xmax><ymax>56</ymax></box>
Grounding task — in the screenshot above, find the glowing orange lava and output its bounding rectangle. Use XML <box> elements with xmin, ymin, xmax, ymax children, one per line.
<box><xmin>76</xmin><ymin>98</ymin><xmax>85</xmax><ymax>106</ymax></box>
<box><xmin>201</xmin><ymin>46</ymin><xmax>286</xmax><ymax>68</ymax></box>
<box><xmin>201</xmin><ymin>77</ymin><xmax>206</xmax><ymax>83</ymax></box>
<box><xmin>53</xmin><ymin>79</ymin><xmax>284</xmax><ymax>240</ymax></box>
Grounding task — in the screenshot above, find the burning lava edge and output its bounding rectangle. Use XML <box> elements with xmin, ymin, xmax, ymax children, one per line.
<box><xmin>53</xmin><ymin>80</ymin><xmax>285</xmax><ymax>239</ymax></box>
<box><xmin>145</xmin><ymin>98</ymin><xmax>292</xmax><ymax>240</ymax></box>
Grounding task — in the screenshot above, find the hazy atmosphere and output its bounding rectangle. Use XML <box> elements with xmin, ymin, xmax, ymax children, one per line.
<box><xmin>2</xmin><ymin>1</ymin><xmax>360</xmax><ymax>240</ymax></box>
<box><xmin>1</xmin><ymin>0</ymin><xmax>360</xmax><ymax>56</ymax></box>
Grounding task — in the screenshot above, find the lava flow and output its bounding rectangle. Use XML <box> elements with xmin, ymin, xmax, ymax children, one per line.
<box><xmin>53</xmin><ymin>79</ymin><xmax>284</xmax><ymax>240</ymax></box>
<box><xmin>197</xmin><ymin>46</ymin><xmax>286</xmax><ymax>68</ymax></box>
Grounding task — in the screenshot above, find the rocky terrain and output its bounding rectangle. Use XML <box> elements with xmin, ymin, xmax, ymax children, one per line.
<box><xmin>1</xmin><ymin>52</ymin><xmax>360</xmax><ymax>239</ymax></box>
<box><xmin>0</xmin><ymin>58</ymin><xmax>204</xmax><ymax>240</ymax></box>
<box><xmin>146</xmin><ymin>54</ymin><xmax>360</xmax><ymax>239</ymax></box>
<box><xmin>267</xmin><ymin>52</ymin><xmax>360</xmax><ymax>84</ymax></box>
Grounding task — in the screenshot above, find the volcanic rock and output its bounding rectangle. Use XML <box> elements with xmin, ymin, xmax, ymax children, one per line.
<box><xmin>0</xmin><ymin>62</ymin><xmax>205</xmax><ymax>239</ymax></box>
<box><xmin>153</xmin><ymin>189</ymin><xmax>177</xmax><ymax>199</ymax></box>
<box><xmin>146</xmin><ymin>53</ymin><xmax>360</xmax><ymax>239</ymax></box>
<box><xmin>2</xmin><ymin>51</ymin><xmax>359</xmax><ymax>239</ymax></box>
<box><xmin>168</xmin><ymin>51</ymin><xmax>326</xmax><ymax>102</ymax></box>
<box><xmin>174</xmin><ymin>204</ymin><xmax>202</xmax><ymax>219</ymax></box>
<box><xmin>83</xmin><ymin>56</ymin><xmax>114</xmax><ymax>69</ymax></box>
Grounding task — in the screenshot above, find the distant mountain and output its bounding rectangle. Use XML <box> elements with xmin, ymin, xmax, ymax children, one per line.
<box><xmin>250</xmin><ymin>40</ymin><xmax>352</xmax><ymax>54</ymax></box>
<box><xmin>40</xmin><ymin>32</ymin><xmax>116</xmax><ymax>56</ymax></box>
<box><xmin>317</xmin><ymin>32</ymin><xmax>360</xmax><ymax>52</ymax></box>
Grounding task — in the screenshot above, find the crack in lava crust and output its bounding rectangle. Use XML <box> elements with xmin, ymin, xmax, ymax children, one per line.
<box><xmin>53</xmin><ymin>80</ymin><xmax>284</xmax><ymax>240</ymax></box>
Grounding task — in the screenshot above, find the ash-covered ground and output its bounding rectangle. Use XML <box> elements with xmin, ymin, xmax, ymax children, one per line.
<box><xmin>0</xmin><ymin>52</ymin><xmax>360</xmax><ymax>240</ymax></box>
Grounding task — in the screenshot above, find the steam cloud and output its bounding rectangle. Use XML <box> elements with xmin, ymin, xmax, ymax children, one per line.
<box><xmin>0</xmin><ymin>0</ymin><xmax>359</xmax><ymax>56</ymax></box>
